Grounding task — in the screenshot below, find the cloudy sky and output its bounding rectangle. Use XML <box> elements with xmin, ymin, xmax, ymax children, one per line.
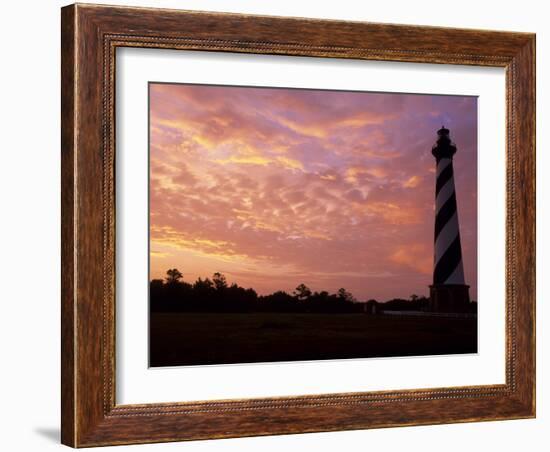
<box><xmin>149</xmin><ymin>83</ymin><xmax>477</xmax><ymax>301</ymax></box>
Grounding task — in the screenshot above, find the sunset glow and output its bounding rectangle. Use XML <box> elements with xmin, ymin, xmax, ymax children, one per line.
<box><xmin>149</xmin><ymin>83</ymin><xmax>477</xmax><ymax>301</ymax></box>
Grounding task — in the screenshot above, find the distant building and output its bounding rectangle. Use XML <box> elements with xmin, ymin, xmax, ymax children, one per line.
<box><xmin>429</xmin><ymin>127</ymin><xmax>470</xmax><ymax>313</ymax></box>
<box><xmin>363</xmin><ymin>299</ymin><xmax>380</xmax><ymax>315</ymax></box>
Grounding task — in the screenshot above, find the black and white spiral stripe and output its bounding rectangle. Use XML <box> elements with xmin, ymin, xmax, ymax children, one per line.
<box><xmin>433</xmin><ymin>157</ymin><xmax>465</xmax><ymax>285</ymax></box>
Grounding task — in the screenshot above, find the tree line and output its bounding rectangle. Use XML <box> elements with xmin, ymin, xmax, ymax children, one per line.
<box><xmin>150</xmin><ymin>268</ymin><xmax>431</xmax><ymax>313</ymax></box>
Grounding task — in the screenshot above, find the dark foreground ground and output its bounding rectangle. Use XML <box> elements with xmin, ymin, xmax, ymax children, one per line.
<box><xmin>149</xmin><ymin>312</ymin><xmax>477</xmax><ymax>367</ymax></box>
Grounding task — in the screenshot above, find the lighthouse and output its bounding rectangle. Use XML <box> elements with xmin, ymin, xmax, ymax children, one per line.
<box><xmin>429</xmin><ymin>126</ymin><xmax>470</xmax><ymax>312</ymax></box>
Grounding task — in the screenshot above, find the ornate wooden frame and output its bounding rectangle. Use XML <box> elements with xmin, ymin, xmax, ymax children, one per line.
<box><xmin>61</xmin><ymin>3</ymin><xmax>535</xmax><ymax>447</ymax></box>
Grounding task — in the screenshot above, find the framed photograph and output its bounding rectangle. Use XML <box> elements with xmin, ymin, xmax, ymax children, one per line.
<box><xmin>61</xmin><ymin>3</ymin><xmax>535</xmax><ymax>447</ymax></box>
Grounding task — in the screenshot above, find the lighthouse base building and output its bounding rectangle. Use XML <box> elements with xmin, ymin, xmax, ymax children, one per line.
<box><xmin>429</xmin><ymin>284</ymin><xmax>470</xmax><ymax>313</ymax></box>
<box><xmin>429</xmin><ymin>126</ymin><xmax>471</xmax><ymax>314</ymax></box>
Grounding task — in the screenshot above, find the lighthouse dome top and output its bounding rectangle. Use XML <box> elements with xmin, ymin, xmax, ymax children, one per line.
<box><xmin>437</xmin><ymin>126</ymin><xmax>450</xmax><ymax>136</ymax></box>
<box><xmin>432</xmin><ymin>126</ymin><xmax>457</xmax><ymax>160</ymax></box>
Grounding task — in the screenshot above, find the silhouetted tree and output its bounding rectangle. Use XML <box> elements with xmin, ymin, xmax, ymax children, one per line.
<box><xmin>193</xmin><ymin>277</ymin><xmax>214</xmax><ymax>301</ymax></box>
<box><xmin>337</xmin><ymin>288</ymin><xmax>356</xmax><ymax>303</ymax></box>
<box><xmin>259</xmin><ymin>291</ymin><xmax>296</xmax><ymax>312</ymax></box>
<box><xmin>165</xmin><ymin>268</ymin><xmax>183</xmax><ymax>284</ymax></box>
<box><xmin>149</xmin><ymin>269</ymin><xmax>437</xmax><ymax>315</ymax></box>
<box><xmin>150</xmin><ymin>279</ymin><xmax>164</xmax><ymax>291</ymax></box>
<box><xmin>150</xmin><ymin>279</ymin><xmax>166</xmax><ymax>310</ymax></box>
<box><xmin>382</xmin><ymin>296</ymin><xmax>429</xmax><ymax>312</ymax></box>
<box><xmin>293</xmin><ymin>283</ymin><xmax>312</xmax><ymax>301</ymax></box>
<box><xmin>213</xmin><ymin>272</ymin><xmax>228</xmax><ymax>291</ymax></box>
<box><xmin>193</xmin><ymin>277</ymin><xmax>213</xmax><ymax>289</ymax></box>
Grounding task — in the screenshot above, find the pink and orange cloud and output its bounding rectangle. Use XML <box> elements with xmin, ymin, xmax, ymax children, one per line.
<box><xmin>149</xmin><ymin>83</ymin><xmax>477</xmax><ymax>301</ymax></box>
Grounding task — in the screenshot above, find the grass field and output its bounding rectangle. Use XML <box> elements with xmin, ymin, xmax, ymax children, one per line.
<box><xmin>149</xmin><ymin>312</ymin><xmax>477</xmax><ymax>367</ymax></box>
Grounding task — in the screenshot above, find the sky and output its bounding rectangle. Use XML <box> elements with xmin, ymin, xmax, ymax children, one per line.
<box><xmin>149</xmin><ymin>83</ymin><xmax>477</xmax><ymax>301</ymax></box>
